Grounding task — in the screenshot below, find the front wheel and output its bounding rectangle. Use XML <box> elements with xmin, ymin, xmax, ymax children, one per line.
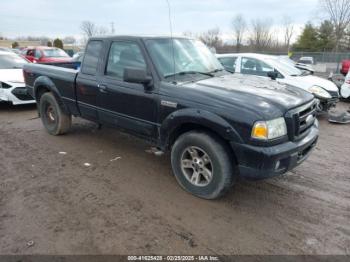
<box><xmin>39</xmin><ymin>92</ymin><xmax>71</xmax><ymax>135</ymax></box>
<box><xmin>171</xmin><ymin>131</ymin><xmax>237</xmax><ymax>199</ymax></box>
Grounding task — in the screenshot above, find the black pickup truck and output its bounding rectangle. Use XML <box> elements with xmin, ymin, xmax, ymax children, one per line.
<box><xmin>24</xmin><ymin>36</ymin><xmax>319</xmax><ymax>199</ymax></box>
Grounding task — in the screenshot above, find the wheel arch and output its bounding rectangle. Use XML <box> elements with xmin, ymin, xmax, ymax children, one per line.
<box><xmin>160</xmin><ymin>108</ymin><xmax>243</xmax><ymax>163</ymax></box>
<box><xmin>34</xmin><ymin>76</ymin><xmax>70</xmax><ymax>115</ymax></box>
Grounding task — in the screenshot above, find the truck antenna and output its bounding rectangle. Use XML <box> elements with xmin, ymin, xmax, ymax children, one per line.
<box><xmin>165</xmin><ymin>0</ymin><xmax>176</xmax><ymax>84</ymax></box>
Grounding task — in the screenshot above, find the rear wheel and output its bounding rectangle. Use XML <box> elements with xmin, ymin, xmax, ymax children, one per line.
<box><xmin>39</xmin><ymin>92</ymin><xmax>71</xmax><ymax>135</ymax></box>
<box><xmin>171</xmin><ymin>131</ymin><xmax>236</xmax><ymax>199</ymax></box>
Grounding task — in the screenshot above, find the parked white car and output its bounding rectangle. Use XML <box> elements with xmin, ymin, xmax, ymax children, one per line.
<box><xmin>216</xmin><ymin>53</ymin><xmax>339</xmax><ymax>112</ymax></box>
<box><xmin>340</xmin><ymin>71</ymin><xmax>350</xmax><ymax>99</ymax></box>
<box><xmin>0</xmin><ymin>51</ymin><xmax>35</xmax><ymax>105</ymax></box>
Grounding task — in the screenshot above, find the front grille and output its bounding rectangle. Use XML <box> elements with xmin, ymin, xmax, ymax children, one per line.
<box><xmin>285</xmin><ymin>100</ymin><xmax>317</xmax><ymax>141</ymax></box>
<box><xmin>11</xmin><ymin>87</ymin><xmax>34</xmax><ymax>101</ymax></box>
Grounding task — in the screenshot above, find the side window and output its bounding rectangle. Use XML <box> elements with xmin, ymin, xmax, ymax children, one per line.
<box><xmin>218</xmin><ymin>57</ymin><xmax>237</xmax><ymax>72</ymax></box>
<box><xmin>241</xmin><ymin>57</ymin><xmax>273</xmax><ymax>77</ymax></box>
<box><xmin>105</xmin><ymin>41</ymin><xmax>146</xmax><ymax>80</ymax></box>
<box><xmin>81</xmin><ymin>40</ymin><xmax>103</xmax><ymax>75</ymax></box>
<box><xmin>27</xmin><ymin>49</ymin><xmax>35</xmax><ymax>57</ymax></box>
<box><xmin>34</xmin><ymin>49</ymin><xmax>41</xmax><ymax>59</ymax></box>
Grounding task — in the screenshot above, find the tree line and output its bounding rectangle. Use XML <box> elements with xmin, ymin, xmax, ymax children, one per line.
<box><xmin>187</xmin><ymin>0</ymin><xmax>350</xmax><ymax>53</ymax></box>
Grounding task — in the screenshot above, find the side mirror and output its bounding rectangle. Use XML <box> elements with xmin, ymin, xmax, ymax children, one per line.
<box><xmin>267</xmin><ymin>71</ymin><xmax>278</xmax><ymax>80</ymax></box>
<box><xmin>124</xmin><ymin>67</ymin><xmax>152</xmax><ymax>87</ymax></box>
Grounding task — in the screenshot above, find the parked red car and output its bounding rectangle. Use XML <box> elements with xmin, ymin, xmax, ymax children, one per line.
<box><xmin>340</xmin><ymin>59</ymin><xmax>350</xmax><ymax>76</ymax></box>
<box><xmin>21</xmin><ymin>46</ymin><xmax>72</xmax><ymax>63</ymax></box>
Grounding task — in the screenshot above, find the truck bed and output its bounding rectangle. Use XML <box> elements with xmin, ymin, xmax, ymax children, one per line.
<box><xmin>24</xmin><ymin>63</ymin><xmax>78</xmax><ymax>111</ymax></box>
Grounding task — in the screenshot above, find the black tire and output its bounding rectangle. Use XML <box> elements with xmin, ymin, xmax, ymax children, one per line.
<box><xmin>171</xmin><ymin>131</ymin><xmax>237</xmax><ymax>199</ymax></box>
<box><xmin>39</xmin><ymin>92</ymin><xmax>71</xmax><ymax>135</ymax></box>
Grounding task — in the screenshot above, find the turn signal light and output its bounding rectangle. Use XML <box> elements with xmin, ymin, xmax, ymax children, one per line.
<box><xmin>251</xmin><ymin>122</ymin><xmax>268</xmax><ymax>140</ymax></box>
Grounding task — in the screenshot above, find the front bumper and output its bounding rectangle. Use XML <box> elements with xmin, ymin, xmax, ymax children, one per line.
<box><xmin>1</xmin><ymin>86</ymin><xmax>36</xmax><ymax>105</ymax></box>
<box><xmin>230</xmin><ymin>122</ymin><xmax>319</xmax><ymax>180</ymax></box>
<box><xmin>319</xmin><ymin>97</ymin><xmax>338</xmax><ymax>111</ymax></box>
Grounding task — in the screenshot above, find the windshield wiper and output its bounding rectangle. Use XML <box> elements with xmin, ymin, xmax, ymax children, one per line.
<box><xmin>209</xmin><ymin>68</ymin><xmax>225</xmax><ymax>74</ymax></box>
<box><xmin>164</xmin><ymin>71</ymin><xmax>214</xmax><ymax>79</ymax></box>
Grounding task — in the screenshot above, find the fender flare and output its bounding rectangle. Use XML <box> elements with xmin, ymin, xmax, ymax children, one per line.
<box><xmin>33</xmin><ymin>76</ymin><xmax>70</xmax><ymax>114</ymax></box>
<box><xmin>160</xmin><ymin>108</ymin><xmax>243</xmax><ymax>148</ymax></box>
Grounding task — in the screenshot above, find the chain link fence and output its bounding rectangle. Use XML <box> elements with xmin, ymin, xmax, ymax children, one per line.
<box><xmin>258</xmin><ymin>51</ymin><xmax>350</xmax><ymax>76</ymax></box>
<box><xmin>290</xmin><ymin>52</ymin><xmax>350</xmax><ymax>76</ymax></box>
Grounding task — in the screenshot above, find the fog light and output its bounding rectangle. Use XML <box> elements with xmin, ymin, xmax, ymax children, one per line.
<box><xmin>275</xmin><ymin>160</ymin><xmax>281</xmax><ymax>170</ymax></box>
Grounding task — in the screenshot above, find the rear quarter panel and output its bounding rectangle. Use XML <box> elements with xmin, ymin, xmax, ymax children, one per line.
<box><xmin>24</xmin><ymin>64</ymin><xmax>79</xmax><ymax>115</ymax></box>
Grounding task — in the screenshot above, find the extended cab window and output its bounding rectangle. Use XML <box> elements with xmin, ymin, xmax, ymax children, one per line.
<box><xmin>241</xmin><ymin>57</ymin><xmax>273</xmax><ymax>77</ymax></box>
<box><xmin>218</xmin><ymin>57</ymin><xmax>237</xmax><ymax>72</ymax></box>
<box><xmin>105</xmin><ymin>42</ymin><xmax>146</xmax><ymax>79</ymax></box>
<box><xmin>81</xmin><ymin>40</ymin><xmax>103</xmax><ymax>75</ymax></box>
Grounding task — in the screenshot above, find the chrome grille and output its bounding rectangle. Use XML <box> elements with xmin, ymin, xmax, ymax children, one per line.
<box><xmin>285</xmin><ymin>100</ymin><xmax>317</xmax><ymax>141</ymax></box>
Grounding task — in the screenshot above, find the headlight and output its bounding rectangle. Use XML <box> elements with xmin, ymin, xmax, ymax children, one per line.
<box><xmin>252</xmin><ymin>117</ymin><xmax>287</xmax><ymax>140</ymax></box>
<box><xmin>308</xmin><ymin>85</ymin><xmax>331</xmax><ymax>99</ymax></box>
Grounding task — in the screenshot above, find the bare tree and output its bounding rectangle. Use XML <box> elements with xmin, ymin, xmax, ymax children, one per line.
<box><xmin>183</xmin><ymin>31</ymin><xmax>198</xmax><ymax>38</ymax></box>
<box><xmin>231</xmin><ymin>14</ymin><xmax>247</xmax><ymax>52</ymax></box>
<box><xmin>199</xmin><ymin>27</ymin><xmax>223</xmax><ymax>50</ymax></box>
<box><xmin>320</xmin><ymin>0</ymin><xmax>350</xmax><ymax>51</ymax></box>
<box><xmin>80</xmin><ymin>21</ymin><xmax>97</xmax><ymax>38</ymax></box>
<box><xmin>249</xmin><ymin>18</ymin><xmax>273</xmax><ymax>51</ymax></box>
<box><xmin>282</xmin><ymin>15</ymin><xmax>294</xmax><ymax>52</ymax></box>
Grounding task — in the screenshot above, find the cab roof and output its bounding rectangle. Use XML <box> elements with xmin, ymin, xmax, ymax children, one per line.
<box><xmin>89</xmin><ymin>35</ymin><xmax>193</xmax><ymax>41</ymax></box>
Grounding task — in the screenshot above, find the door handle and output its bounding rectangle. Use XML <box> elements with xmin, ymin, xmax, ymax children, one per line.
<box><xmin>98</xmin><ymin>84</ymin><xmax>108</xmax><ymax>93</ymax></box>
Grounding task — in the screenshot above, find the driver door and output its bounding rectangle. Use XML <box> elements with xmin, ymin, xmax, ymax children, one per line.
<box><xmin>25</xmin><ymin>49</ymin><xmax>35</xmax><ymax>62</ymax></box>
<box><xmin>97</xmin><ymin>40</ymin><xmax>158</xmax><ymax>139</ymax></box>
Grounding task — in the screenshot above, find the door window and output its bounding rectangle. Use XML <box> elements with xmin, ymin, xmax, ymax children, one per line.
<box><xmin>34</xmin><ymin>49</ymin><xmax>41</xmax><ymax>59</ymax></box>
<box><xmin>81</xmin><ymin>40</ymin><xmax>103</xmax><ymax>75</ymax></box>
<box><xmin>240</xmin><ymin>57</ymin><xmax>273</xmax><ymax>77</ymax></box>
<box><xmin>27</xmin><ymin>49</ymin><xmax>35</xmax><ymax>57</ymax></box>
<box><xmin>105</xmin><ymin>41</ymin><xmax>146</xmax><ymax>80</ymax></box>
<box><xmin>218</xmin><ymin>57</ymin><xmax>237</xmax><ymax>72</ymax></box>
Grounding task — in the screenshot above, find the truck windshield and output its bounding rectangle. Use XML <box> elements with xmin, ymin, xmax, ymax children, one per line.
<box><xmin>0</xmin><ymin>52</ymin><xmax>29</xmax><ymax>69</ymax></box>
<box><xmin>145</xmin><ymin>38</ymin><xmax>223</xmax><ymax>80</ymax></box>
<box><xmin>42</xmin><ymin>49</ymin><xmax>69</xmax><ymax>57</ymax></box>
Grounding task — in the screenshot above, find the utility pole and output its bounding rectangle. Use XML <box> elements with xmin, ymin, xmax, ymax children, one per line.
<box><xmin>110</xmin><ymin>22</ymin><xmax>115</xmax><ymax>34</ymax></box>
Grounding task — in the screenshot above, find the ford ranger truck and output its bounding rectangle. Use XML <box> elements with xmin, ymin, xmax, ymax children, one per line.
<box><xmin>24</xmin><ymin>36</ymin><xmax>319</xmax><ymax>199</ymax></box>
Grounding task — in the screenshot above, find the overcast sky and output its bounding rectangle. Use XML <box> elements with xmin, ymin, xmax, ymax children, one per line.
<box><xmin>0</xmin><ymin>0</ymin><xmax>321</xmax><ymax>42</ymax></box>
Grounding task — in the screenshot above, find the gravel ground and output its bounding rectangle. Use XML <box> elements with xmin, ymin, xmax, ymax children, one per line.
<box><xmin>0</xmin><ymin>102</ymin><xmax>349</xmax><ymax>255</ymax></box>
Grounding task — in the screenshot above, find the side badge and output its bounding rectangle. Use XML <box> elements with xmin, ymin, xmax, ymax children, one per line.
<box><xmin>161</xmin><ymin>100</ymin><xmax>178</xmax><ymax>108</ymax></box>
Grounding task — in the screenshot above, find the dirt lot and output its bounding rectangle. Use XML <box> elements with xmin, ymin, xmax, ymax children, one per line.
<box><xmin>0</xmin><ymin>102</ymin><xmax>349</xmax><ymax>255</ymax></box>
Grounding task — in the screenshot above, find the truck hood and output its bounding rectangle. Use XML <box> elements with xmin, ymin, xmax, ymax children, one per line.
<box><xmin>180</xmin><ymin>74</ymin><xmax>314</xmax><ymax>119</ymax></box>
<box><xmin>281</xmin><ymin>75</ymin><xmax>338</xmax><ymax>93</ymax></box>
<box><xmin>0</xmin><ymin>69</ymin><xmax>24</xmax><ymax>83</ymax></box>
